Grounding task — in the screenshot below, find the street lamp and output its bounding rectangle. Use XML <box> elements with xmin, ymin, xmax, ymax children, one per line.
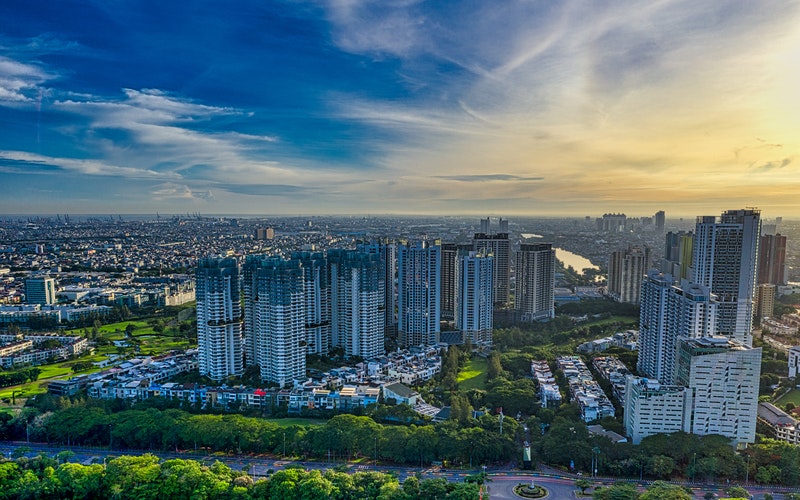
<box><xmin>592</xmin><ymin>447</ymin><xmax>601</xmax><ymax>478</ymax></box>
<box><xmin>283</xmin><ymin>432</ymin><xmax>286</xmax><ymax>458</ymax></box>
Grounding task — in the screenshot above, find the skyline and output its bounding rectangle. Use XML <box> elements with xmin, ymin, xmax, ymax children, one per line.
<box><xmin>1</xmin><ymin>1</ymin><xmax>799</xmax><ymax>217</ymax></box>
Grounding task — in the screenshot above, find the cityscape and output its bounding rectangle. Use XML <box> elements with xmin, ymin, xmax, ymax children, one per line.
<box><xmin>3</xmin><ymin>1</ymin><xmax>800</xmax><ymax>499</ymax></box>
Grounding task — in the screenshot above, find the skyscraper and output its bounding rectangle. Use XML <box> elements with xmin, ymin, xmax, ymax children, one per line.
<box><xmin>473</xmin><ymin>218</ymin><xmax>510</xmax><ymax>308</ymax></box>
<box><xmin>607</xmin><ymin>245</ymin><xmax>650</xmax><ymax>304</ymax></box>
<box><xmin>196</xmin><ymin>257</ymin><xmax>243</xmax><ymax>381</ymax></box>
<box><xmin>398</xmin><ymin>241</ymin><xmax>441</xmax><ymax>347</ymax></box>
<box><xmin>440</xmin><ymin>243</ymin><xmax>458</xmax><ymax>321</ymax></box>
<box><xmin>293</xmin><ymin>251</ymin><xmax>330</xmax><ymax>355</ymax></box>
<box><xmin>654</xmin><ymin>210</ymin><xmax>666</xmax><ymax>232</ymax></box>
<box><xmin>456</xmin><ymin>250</ymin><xmax>494</xmax><ymax>345</ymax></box>
<box><xmin>758</xmin><ymin>233</ymin><xmax>787</xmax><ymax>285</ymax></box>
<box><xmin>243</xmin><ymin>256</ymin><xmax>306</xmax><ymax>387</ymax></box>
<box><xmin>25</xmin><ymin>277</ymin><xmax>56</xmax><ymax>305</ymax></box>
<box><xmin>515</xmin><ymin>243</ymin><xmax>555</xmax><ymax>321</ymax></box>
<box><xmin>638</xmin><ymin>271</ymin><xmax>718</xmax><ymax>384</ymax></box>
<box><xmin>329</xmin><ymin>249</ymin><xmax>385</xmax><ymax>359</ymax></box>
<box><xmin>358</xmin><ymin>241</ymin><xmax>398</xmax><ymax>340</ymax></box>
<box><xmin>692</xmin><ymin>209</ymin><xmax>761</xmax><ymax>346</ymax></box>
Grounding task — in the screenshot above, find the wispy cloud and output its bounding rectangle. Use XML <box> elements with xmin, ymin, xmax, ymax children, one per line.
<box><xmin>434</xmin><ymin>174</ymin><xmax>544</xmax><ymax>182</ymax></box>
<box><xmin>0</xmin><ymin>56</ymin><xmax>52</xmax><ymax>102</ymax></box>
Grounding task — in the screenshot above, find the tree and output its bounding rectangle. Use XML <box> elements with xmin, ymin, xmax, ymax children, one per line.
<box><xmin>487</xmin><ymin>352</ymin><xmax>504</xmax><ymax>380</ymax></box>
<box><xmin>576</xmin><ymin>478</ymin><xmax>591</xmax><ymax>494</ymax></box>
<box><xmin>725</xmin><ymin>486</ymin><xmax>750</xmax><ymax>499</ymax></box>
<box><xmin>639</xmin><ymin>481</ymin><xmax>691</xmax><ymax>500</ymax></box>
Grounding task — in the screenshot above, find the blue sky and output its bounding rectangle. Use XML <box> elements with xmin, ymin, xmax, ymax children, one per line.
<box><xmin>1</xmin><ymin>1</ymin><xmax>799</xmax><ymax>217</ymax></box>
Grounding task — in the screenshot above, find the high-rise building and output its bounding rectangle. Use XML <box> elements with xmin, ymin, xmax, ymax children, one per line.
<box><xmin>398</xmin><ymin>241</ymin><xmax>441</xmax><ymax>347</ymax></box>
<box><xmin>597</xmin><ymin>213</ymin><xmax>627</xmax><ymax>232</ymax></box>
<box><xmin>440</xmin><ymin>243</ymin><xmax>458</xmax><ymax>321</ymax></box>
<box><xmin>607</xmin><ymin>245</ymin><xmax>650</xmax><ymax>304</ymax></box>
<box><xmin>25</xmin><ymin>277</ymin><xmax>56</xmax><ymax>305</ymax></box>
<box><xmin>196</xmin><ymin>257</ymin><xmax>243</xmax><ymax>381</ymax></box>
<box><xmin>654</xmin><ymin>210</ymin><xmax>666</xmax><ymax>232</ymax></box>
<box><xmin>515</xmin><ymin>243</ymin><xmax>555</xmax><ymax>321</ymax></box>
<box><xmin>329</xmin><ymin>249</ymin><xmax>385</xmax><ymax>359</ymax></box>
<box><xmin>662</xmin><ymin>231</ymin><xmax>693</xmax><ymax>281</ymax></box>
<box><xmin>243</xmin><ymin>256</ymin><xmax>306</xmax><ymax>387</ymax></box>
<box><xmin>638</xmin><ymin>271</ymin><xmax>717</xmax><ymax>384</ymax></box>
<box><xmin>675</xmin><ymin>336</ymin><xmax>761</xmax><ymax>445</ymax></box>
<box><xmin>758</xmin><ymin>233</ymin><xmax>787</xmax><ymax>285</ymax></box>
<box><xmin>473</xmin><ymin>219</ymin><xmax>510</xmax><ymax>308</ymax></box>
<box><xmin>292</xmin><ymin>252</ymin><xmax>330</xmax><ymax>355</ymax></box>
<box><xmin>755</xmin><ymin>283</ymin><xmax>776</xmax><ymax>319</ymax></box>
<box><xmin>692</xmin><ymin>209</ymin><xmax>761</xmax><ymax>346</ymax></box>
<box><xmin>358</xmin><ymin>241</ymin><xmax>398</xmax><ymax>340</ymax></box>
<box><xmin>456</xmin><ymin>251</ymin><xmax>494</xmax><ymax>345</ymax></box>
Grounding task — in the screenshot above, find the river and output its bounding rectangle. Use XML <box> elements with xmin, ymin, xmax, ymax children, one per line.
<box><xmin>553</xmin><ymin>247</ymin><xmax>599</xmax><ymax>272</ymax></box>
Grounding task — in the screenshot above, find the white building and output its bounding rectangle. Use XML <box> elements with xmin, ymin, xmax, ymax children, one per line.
<box><xmin>638</xmin><ymin>272</ymin><xmax>717</xmax><ymax>384</ymax></box>
<box><xmin>456</xmin><ymin>251</ymin><xmax>493</xmax><ymax>345</ymax></box>
<box><xmin>293</xmin><ymin>252</ymin><xmax>330</xmax><ymax>356</ymax></box>
<box><xmin>624</xmin><ymin>376</ymin><xmax>691</xmax><ymax>445</ymax></box>
<box><xmin>691</xmin><ymin>209</ymin><xmax>761</xmax><ymax>346</ymax></box>
<box><xmin>515</xmin><ymin>243</ymin><xmax>555</xmax><ymax>321</ymax></box>
<box><xmin>675</xmin><ymin>336</ymin><xmax>762</xmax><ymax>446</ymax></box>
<box><xmin>329</xmin><ymin>249</ymin><xmax>385</xmax><ymax>360</ymax></box>
<box><xmin>243</xmin><ymin>255</ymin><xmax>306</xmax><ymax>388</ymax></box>
<box><xmin>789</xmin><ymin>346</ymin><xmax>800</xmax><ymax>378</ymax></box>
<box><xmin>196</xmin><ymin>257</ymin><xmax>243</xmax><ymax>381</ymax></box>
<box><xmin>398</xmin><ymin>241</ymin><xmax>441</xmax><ymax>347</ymax></box>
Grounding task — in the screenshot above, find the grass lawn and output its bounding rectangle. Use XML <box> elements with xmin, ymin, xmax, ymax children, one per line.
<box><xmin>775</xmin><ymin>388</ymin><xmax>800</xmax><ymax>407</ymax></box>
<box><xmin>457</xmin><ymin>357</ymin><xmax>488</xmax><ymax>391</ymax></box>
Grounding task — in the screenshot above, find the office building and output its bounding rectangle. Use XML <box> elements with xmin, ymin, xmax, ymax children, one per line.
<box><xmin>456</xmin><ymin>251</ymin><xmax>494</xmax><ymax>345</ymax></box>
<box><xmin>515</xmin><ymin>243</ymin><xmax>555</xmax><ymax>321</ymax></box>
<box><xmin>638</xmin><ymin>271</ymin><xmax>717</xmax><ymax>384</ymax></box>
<box><xmin>624</xmin><ymin>377</ymin><xmax>691</xmax><ymax>445</ymax></box>
<box><xmin>789</xmin><ymin>346</ymin><xmax>800</xmax><ymax>378</ymax></box>
<box><xmin>196</xmin><ymin>257</ymin><xmax>243</xmax><ymax>381</ymax></box>
<box><xmin>328</xmin><ymin>249</ymin><xmax>385</xmax><ymax>359</ymax></box>
<box><xmin>398</xmin><ymin>241</ymin><xmax>441</xmax><ymax>347</ymax></box>
<box><xmin>607</xmin><ymin>245</ymin><xmax>650</xmax><ymax>304</ymax></box>
<box><xmin>758</xmin><ymin>233</ymin><xmax>787</xmax><ymax>285</ymax></box>
<box><xmin>25</xmin><ymin>277</ymin><xmax>56</xmax><ymax>305</ymax></box>
<box><xmin>292</xmin><ymin>252</ymin><xmax>330</xmax><ymax>355</ymax></box>
<box><xmin>692</xmin><ymin>209</ymin><xmax>760</xmax><ymax>346</ymax></box>
<box><xmin>473</xmin><ymin>218</ymin><xmax>510</xmax><ymax>308</ymax></box>
<box><xmin>244</xmin><ymin>256</ymin><xmax>306</xmax><ymax>387</ymax></box>
<box><xmin>675</xmin><ymin>336</ymin><xmax>761</xmax><ymax>445</ymax></box>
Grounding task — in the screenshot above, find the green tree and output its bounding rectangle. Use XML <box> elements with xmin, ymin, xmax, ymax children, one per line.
<box><xmin>576</xmin><ymin>478</ymin><xmax>592</xmax><ymax>494</ymax></box>
<box><xmin>639</xmin><ymin>481</ymin><xmax>691</xmax><ymax>500</ymax></box>
<box><xmin>725</xmin><ymin>485</ymin><xmax>750</xmax><ymax>499</ymax></box>
<box><xmin>592</xmin><ymin>482</ymin><xmax>639</xmax><ymax>499</ymax></box>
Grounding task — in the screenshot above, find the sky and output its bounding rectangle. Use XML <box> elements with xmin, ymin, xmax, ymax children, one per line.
<box><xmin>1</xmin><ymin>0</ymin><xmax>799</xmax><ymax>218</ymax></box>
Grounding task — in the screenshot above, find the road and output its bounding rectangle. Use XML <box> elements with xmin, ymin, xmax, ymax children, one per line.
<box><xmin>2</xmin><ymin>441</ymin><xmax>799</xmax><ymax>499</ymax></box>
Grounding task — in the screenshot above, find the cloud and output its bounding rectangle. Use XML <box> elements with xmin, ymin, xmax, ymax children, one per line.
<box><xmin>216</xmin><ymin>183</ymin><xmax>311</xmax><ymax>197</ymax></box>
<box><xmin>0</xmin><ymin>150</ymin><xmax>181</xmax><ymax>179</ymax></box>
<box><xmin>434</xmin><ymin>174</ymin><xmax>544</xmax><ymax>182</ymax></box>
<box><xmin>151</xmin><ymin>183</ymin><xmax>216</xmax><ymax>201</ymax></box>
<box><xmin>0</xmin><ymin>56</ymin><xmax>52</xmax><ymax>102</ymax></box>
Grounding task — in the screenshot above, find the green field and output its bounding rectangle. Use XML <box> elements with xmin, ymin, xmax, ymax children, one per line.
<box><xmin>457</xmin><ymin>357</ymin><xmax>488</xmax><ymax>391</ymax></box>
<box><xmin>775</xmin><ymin>388</ymin><xmax>800</xmax><ymax>407</ymax></box>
